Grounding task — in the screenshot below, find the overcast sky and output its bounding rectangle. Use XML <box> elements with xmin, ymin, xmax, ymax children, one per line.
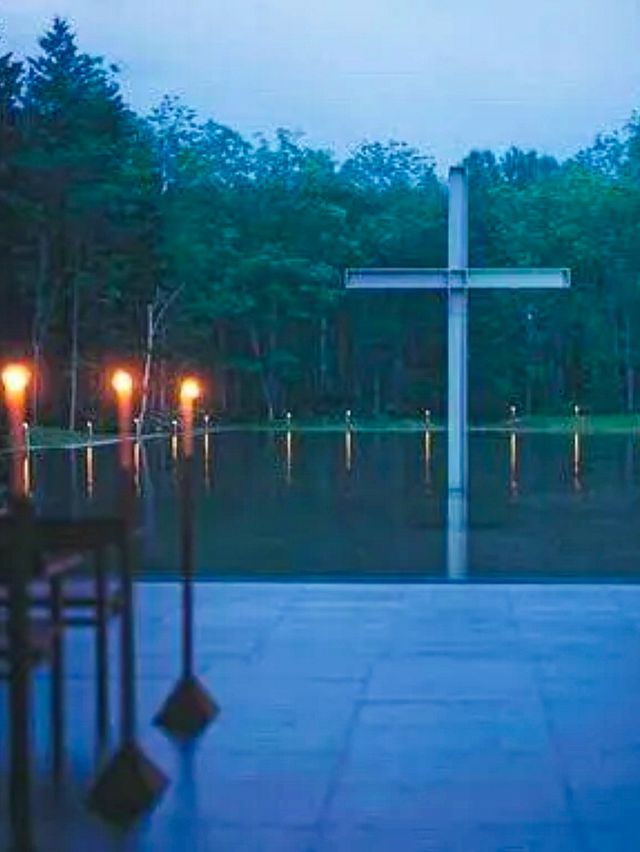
<box><xmin>2</xmin><ymin>0</ymin><xmax>639</xmax><ymax>167</ymax></box>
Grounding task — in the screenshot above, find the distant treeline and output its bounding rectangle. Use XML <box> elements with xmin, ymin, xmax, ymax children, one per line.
<box><xmin>1</xmin><ymin>17</ymin><xmax>640</xmax><ymax>426</ymax></box>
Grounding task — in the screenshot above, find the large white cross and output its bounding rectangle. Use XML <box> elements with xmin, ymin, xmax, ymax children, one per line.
<box><xmin>346</xmin><ymin>165</ymin><xmax>570</xmax><ymax>575</ymax></box>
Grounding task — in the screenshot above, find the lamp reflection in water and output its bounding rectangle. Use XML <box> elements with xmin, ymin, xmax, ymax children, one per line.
<box><xmin>344</xmin><ymin>428</ymin><xmax>353</xmax><ymax>473</ymax></box>
<box><xmin>22</xmin><ymin>422</ymin><xmax>32</xmax><ymax>497</ymax></box>
<box><xmin>423</xmin><ymin>429</ymin><xmax>432</xmax><ymax>489</ymax></box>
<box><xmin>133</xmin><ymin>439</ymin><xmax>142</xmax><ymax>495</ymax></box>
<box><xmin>572</xmin><ymin>430</ymin><xmax>582</xmax><ymax>492</ymax></box>
<box><xmin>285</xmin><ymin>429</ymin><xmax>293</xmax><ymax>484</ymax></box>
<box><xmin>85</xmin><ymin>444</ymin><xmax>95</xmax><ymax>499</ymax></box>
<box><xmin>203</xmin><ymin>430</ymin><xmax>212</xmax><ymax>491</ymax></box>
<box><xmin>171</xmin><ymin>419</ymin><xmax>179</xmax><ymax>465</ymax></box>
<box><xmin>22</xmin><ymin>452</ymin><xmax>32</xmax><ymax>498</ymax></box>
<box><xmin>509</xmin><ymin>430</ymin><xmax>519</xmax><ymax>496</ymax></box>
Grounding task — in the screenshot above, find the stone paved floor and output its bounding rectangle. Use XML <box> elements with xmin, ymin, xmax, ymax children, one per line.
<box><xmin>2</xmin><ymin>582</ymin><xmax>640</xmax><ymax>851</ymax></box>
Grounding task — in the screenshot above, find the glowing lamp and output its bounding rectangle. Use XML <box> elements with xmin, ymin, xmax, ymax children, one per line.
<box><xmin>180</xmin><ymin>377</ymin><xmax>201</xmax><ymax>403</ymax></box>
<box><xmin>1</xmin><ymin>363</ymin><xmax>30</xmax><ymax>397</ymax></box>
<box><xmin>2</xmin><ymin>363</ymin><xmax>31</xmax><ymax>497</ymax></box>
<box><xmin>111</xmin><ymin>369</ymin><xmax>133</xmax><ymax>397</ymax></box>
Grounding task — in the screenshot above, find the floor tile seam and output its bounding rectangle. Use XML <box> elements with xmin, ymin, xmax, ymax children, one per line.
<box><xmin>357</xmin><ymin>696</ymin><xmax>544</xmax><ymax>708</ymax></box>
<box><xmin>510</xmin><ymin>609</ymin><xmax>592</xmax><ymax>852</ymax></box>
<box><xmin>311</xmin><ymin>658</ymin><xmax>377</xmax><ymax>841</ymax></box>
<box><xmin>245</xmin><ymin>594</ymin><xmax>301</xmax><ymax>664</ymax></box>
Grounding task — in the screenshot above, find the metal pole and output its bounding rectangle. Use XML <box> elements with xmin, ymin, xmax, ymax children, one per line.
<box><xmin>154</xmin><ymin>385</ymin><xmax>219</xmax><ymax>740</ymax></box>
<box><xmin>8</xmin><ymin>496</ymin><xmax>36</xmax><ymax>852</ymax></box>
<box><xmin>119</xmin><ymin>464</ymin><xmax>137</xmax><ymax>745</ymax></box>
<box><xmin>94</xmin><ymin>546</ymin><xmax>109</xmax><ymax>750</ymax></box>
<box><xmin>181</xmin><ymin>453</ymin><xmax>194</xmax><ymax>679</ymax></box>
<box><xmin>447</xmin><ymin>166</ymin><xmax>469</xmax><ymax>578</ymax></box>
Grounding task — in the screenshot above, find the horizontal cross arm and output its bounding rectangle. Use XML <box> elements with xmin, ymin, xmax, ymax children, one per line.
<box><xmin>345</xmin><ymin>268</ymin><xmax>449</xmax><ymax>289</ymax></box>
<box><xmin>345</xmin><ymin>267</ymin><xmax>570</xmax><ymax>290</ymax></box>
<box><xmin>467</xmin><ymin>268</ymin><xmax>570</xmax><ymax>289</ymax></box>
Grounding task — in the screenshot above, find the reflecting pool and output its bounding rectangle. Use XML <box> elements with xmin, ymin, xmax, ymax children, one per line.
<box><xmin>24</xmin><ymin>430</ymin><xmax>640</xmax><ymax>581</ymax></box>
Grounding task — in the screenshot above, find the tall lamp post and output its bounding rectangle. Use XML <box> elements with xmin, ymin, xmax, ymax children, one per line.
<box><xmin>154</xmin><ymin>376</ymin><xmax>219</xmax><ymax>739</ymax></box>
<box><xmin>88</xmin><ymin>368</ymin><xmax>169</xmax><ymax>825</ymax></box>
<box><xmin>2</xmin><ymin>363</ymin><xmax>37</xmax><ymax>852</ymax></box>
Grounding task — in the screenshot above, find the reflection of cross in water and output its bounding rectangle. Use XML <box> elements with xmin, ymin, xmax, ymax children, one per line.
<box><xmin>509</xmin><ymin>431</ymin><xmax>519</xmax><ymax>496</ymax></box>
<box><xmin>346</xmin><ymin>166</ymin><xmax>571</xmax><ymax>577</ymax></box>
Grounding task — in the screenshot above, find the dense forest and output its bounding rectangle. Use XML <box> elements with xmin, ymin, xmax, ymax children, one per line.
<box><xmin>1</xmin><ymin>17</ymin><xmax>640</xmax><ymax>427</ymax></box>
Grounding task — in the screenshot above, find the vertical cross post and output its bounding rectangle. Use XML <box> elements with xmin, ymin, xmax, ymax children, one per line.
<box><xmin>447</xmin><ymin>166</ymin><xmax>468</xmax><ymax>497</ymax></box>
<box><xmin>446</xmin><ymin>167</ymin><xmax>469</xmax><ymax>577</ymax></box>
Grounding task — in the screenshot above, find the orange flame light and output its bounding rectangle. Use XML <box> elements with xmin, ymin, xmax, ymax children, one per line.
<box><xmin>111</xmin><ymin>368</ymin><xmax>133</xmax><ymax>397</ymax></box>
<box><xmin>110</xmin><ymin>368</ymin><xmax>134</xmax><ymax>470</ymax></box>
<box><xmin>180</xmin><ymin>377</ymin><xmax>201</xmax><ymax>403</ymax></box>
<box><xmin>1</xmin><ymin>363</ymin><xmax>30</xmax><ymax>397</ymax></box>
<box><xmin>1</xmin><ymin>362</ymin><xmax>31</xmax><ymax>497</ymax></box>
<box><xmin>179</xmin><ymin>376</ymin><xmax>201</xmax><ymax>458</ymax></box>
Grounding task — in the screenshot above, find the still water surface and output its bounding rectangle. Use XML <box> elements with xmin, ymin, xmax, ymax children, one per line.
<box><xmin>25</xmin><ymin>430</ymin><xmax>640</xmax><ymax>581</ymax></box>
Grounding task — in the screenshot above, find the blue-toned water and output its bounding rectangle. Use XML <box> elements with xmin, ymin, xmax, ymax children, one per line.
<box><xmin>22</xmin><ymin>431</ymin><xmax>640</xmax><ymax>581</ymax></box>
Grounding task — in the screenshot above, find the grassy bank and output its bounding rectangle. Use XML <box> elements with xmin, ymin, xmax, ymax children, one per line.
<box><xmin>9</xmin><ymin>414</ymin><xmax>640</xmax><ymax>453</ymax></box>
<box><xmin>229</xmin><ymin>414</ymin><xmax>640</xmax><ymax>434</ymax></box>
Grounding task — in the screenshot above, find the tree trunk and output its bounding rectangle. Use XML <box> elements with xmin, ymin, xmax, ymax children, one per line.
<box><xmin>624</xmin><ymin>314</ymin><xmax>634</xmax><ymax>413</ymax></box>
<box><xmin>68</xmin><ymin>270</ymin><xmax>79</xmax><ymax>432</ymax></box>
<box><xmin>525</xmin><ymin>374</ymin><xmax>533</xmax><ymax>417</ymax></box>
<box><xmin>373</xmin><ymin>371</ymin><xmax>382</xmax><ymax>417</ymax></box>
<box><xmin>319</xmin><ymin>315</ymin><xmax>328</xmax><ymax>396</ymax></box>
<box><xmin>138</xmin><ymin>302</ymin><xmax>154</xmax><ymax>431</ymax></box>
<box><xmin>159</xmin><ymin>360</ymin><xmax>168</xmax><ymax>414</ymax></box>
<box><xmin>249</xmin><ymin>325</ymin><xmax>275</xmax><ymax>421</ymax></box>
<box><xmin>31</xmin><ymin>231</ymin><xmax>49</xmax><ymax>425</ymax></box>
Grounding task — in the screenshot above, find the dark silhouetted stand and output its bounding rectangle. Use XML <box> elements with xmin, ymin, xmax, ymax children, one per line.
<box><xmin>87</xmin><ymin>462</ymin><xmax>169</xmax><ymax>826</ymax></box>
<box><xmin>154</xmin><ymin>452</ymin><xmax>219</xmax><ymax>740</ymax></box>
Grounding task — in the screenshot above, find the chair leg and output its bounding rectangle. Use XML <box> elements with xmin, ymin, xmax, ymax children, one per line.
<box><xmin>95</xmin><ymin>546</ymin><xmax>110</xmax><ymax>749</ymax></box>
<box><xmin>50</xmin><ymin>573</ymin><xmax>64</xmax><ymax>781</ymax></box>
